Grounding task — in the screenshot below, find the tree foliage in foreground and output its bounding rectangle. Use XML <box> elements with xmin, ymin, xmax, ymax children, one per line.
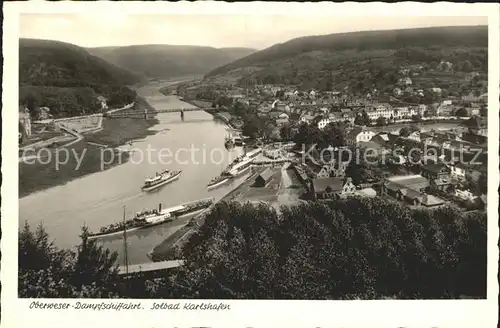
<box><xmin>159</xmin><ymin>199</ymin><xmax>486</xmax><ymax>299</ymax></box>
<box><xmin>18</xmin><ymin>223</ymin><xmax>121</xmax><ymax>298</ymax></box>
<box><xmin>19</xmin><ymin>198</ymin><xmax>486</xmax><ymax>299</ymax></box>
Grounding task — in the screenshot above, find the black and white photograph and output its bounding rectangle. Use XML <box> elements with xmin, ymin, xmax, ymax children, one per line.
<box><xmin>2</xmin><ymin>3</ymin><xmax>498</xmax><ymax>326</ymax></box>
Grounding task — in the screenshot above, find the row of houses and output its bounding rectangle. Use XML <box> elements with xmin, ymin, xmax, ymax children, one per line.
<box><xmin>295</xmin><ymin>104</ymin><xmax>428</xmax><ymax>130</ymax></box>
<box><xmin>308</xmin><ymin>162</ymin><xmax>483</xmax><ymax>208</ymax></box>
<box><xmin>256</xmin><ymin>92</ymin><xmax>486</xmax><ymax>130</ymax></box>
<box><xmin>298</xmin><ymin>159</ymin><xmax>483</xmax><ymax>207</ymax></box>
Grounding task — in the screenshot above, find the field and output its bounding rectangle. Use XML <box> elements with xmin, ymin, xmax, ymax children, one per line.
<box><xmin>19</xmin><ymin>115</ymin><xmax>159</xmax><ymax>198</ymax></box>
<box><xmin>85</xmin><ymin>116</ymin><xmax>158</xmax><ymax>147</ymax></box>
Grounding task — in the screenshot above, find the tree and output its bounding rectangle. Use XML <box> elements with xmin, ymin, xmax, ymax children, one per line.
<box><xmin>18</xmin><ymin>223</ymin><xmax>121</xmax><ymax>298</ymax></box>
<box><xmin>409</xmin><ymin>124</ymin><xmax>420</xmax><ymax>133</ymax></box>
<box><xmin>232</xmin><ymin>101</ymin><xmax>248</xmax><ymax>117</ymax></box>
<box><xmin>322</xmin><ymin>123</ymin><xmax>346</xmax><ymax>148</ymax></box>
<box><xmin>376</xmin><ymin>116</ymin><xmax>387</xmax><ymax>126</ymax></box>
<box><xmin>460</xmin><ymin>60</ymin><xmax>474</xmax><ymax>72</ymax></box>
<box><xmin>479</xmin><ymin>106</ymin><xmax>487</xmax><ymax>117</ymax></box>
<box><xmin>279</xmin><ymin>123</ymin><xmax>293</xmax><ymax>141</ymax></box>
<box><xmin>354</xmin><ymin>111</ymin><xmax>370</xmax><ymax>126</ymax></box>
<box><xmin>152</xmin><ymin>199</ymin><xmax>486</xmax><ymax>299</ymax></box>
<box><xmin>476</xmin><ymin>172</ymin><xmax>487</xmax><ymax>195</ymax></box>
<box><xmin>19</xmin><ymin>199</ymin><xmax>487</xmax><ymax>299</ymax></box>
<box><xmin>293</xmin><ymin>122</ymin><xmax>321</xmax><ymax>147</ymax></box>
<box><xmin>24</xmin><ymin>93</ymin><xmax>37</xmax><ymax>111</ymax></box>
<box><xmin>411</xmin><ymin>114</ymin><xmax>422</xmax><ymax>122</ymax></box>
<box><xmin>242</xmin><ymin>116</ymin><xmax>262</xmax><ymax>139</ymax></box>
<box><xmin>275</xmin><ymin>90</ymin><xmax>285</xmax><ymax>98</ymax></box>
<box><xmin>399</xmin><ymin>127</ymin><xmax>411</xmax><ymax>137</ymax></box>
<box><xmin>71</xmin><ymin>227</ymin><xmax>120</xmax><ymax>294</ymax></box>
<box><xmin>455</xmin><ymin>107</ymin><xmax>469</xmax><ymax>117</ymax></box>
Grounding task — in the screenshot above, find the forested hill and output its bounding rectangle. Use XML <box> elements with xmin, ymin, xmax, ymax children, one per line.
<box><xmin>19</xmin><ymin>38</ymin><xmax>141</xmax><ymax>118</ymax></box>
<box><xmin>87</xmin><ymin>45</ymin><xmax>256</xmax><ymax>79</ymax></box>
<box><xmin>205</xmin><ymin>26</ymin><xmax>488</xmax><ymax>91</ymax></box>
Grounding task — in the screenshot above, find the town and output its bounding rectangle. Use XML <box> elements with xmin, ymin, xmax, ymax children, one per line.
<box><xmin>163</xmin><ymin>65</ymin><xmax>488</xmax><ymax>213</ymax></box>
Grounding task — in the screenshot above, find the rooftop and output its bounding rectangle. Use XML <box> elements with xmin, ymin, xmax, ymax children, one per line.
<box><xmin>118</xmin><ymin>260</ymin><xmax>184</xmax><ymax>275</ymax></box>
<box><xmin>312</xmin><ymin>177</ymin><xmax>344</xmax><ymax>193</ymax></box>
<box><xmin>386</xmin><ymin>175</ymin><xmax>430</xmax><ymax>190</ymax></box>
<box><xmin>422</xmin><ymin>194</ymin><xmax>446</xmax><ymax>206</ymax></box>
<box><xmin>422</xmin><ymin>163</ymin><xmax>450</xmax><ymax>174</ymax></box>
<box><xmin>356</xmin><ymin>188</ymin><xmax>377</xmax><ymax>197</ymax></box>
<box><xmin>258</xmin><ymin>168</ymin><xmax>274</xmax><ymax>182</ymax></box>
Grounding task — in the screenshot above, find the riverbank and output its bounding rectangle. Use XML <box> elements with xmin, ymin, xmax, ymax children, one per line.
<box><xmin>19</xmin><ymin>100</ymin><xmax>159</xmax><ymax>198</ymax></box>
<box><xmin>148</xmin><ymin>164</ymin><xmax>305</xmax><ymax>261</ymax></box>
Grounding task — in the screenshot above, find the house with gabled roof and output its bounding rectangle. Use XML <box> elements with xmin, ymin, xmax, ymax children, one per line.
<box><xmin>346</xmin><ymin>126</ymin><xmax>376</xmax><ymax>146</ymax></box>
<box><xmin>311</xmin><ymin>177</ymin><xmax>356</xmax><ymax>200</ymax></box>
<box><xmin>421</xmin><ymin>163</ymin><xmax>450</xmax><ymax>181</ymax></box>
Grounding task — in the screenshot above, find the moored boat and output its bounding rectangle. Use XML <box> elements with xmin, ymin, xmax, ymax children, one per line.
<box><xmin>169</xmin><ymin>197</ymin><xmax>214</xmax><ymax>217</ymax></box>
<box><xmin>246</xmin><ymin>147</ymin><xmax>262</xmax><ymax>159</ymax></box>
<box><xmin>142</xmin><ymin>169</ymin><xmax>182</xmax><ymax>191</ymax></box>
<box><xmin>227</xmin><ymin>157</ymin><xmax>254</xmax><ymax>176</ymax></box>
<box><xmin>88</xmin><ymin>204</ymin><xmax>173</xmax><ymax>239</ymax></box>
<box><xmin>88</xmin><ymin>198</ymin><xmax>214</xmax><ymax>239</ymax></box>
<box><xmin>207</xmin><ymin>174</ymin><xmax>231</xmax><ymax>189</ymax></box>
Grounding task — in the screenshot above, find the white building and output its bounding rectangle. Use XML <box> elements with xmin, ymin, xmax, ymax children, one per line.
<box><xmin>449</xmin><ymin>163</ymin><xmax>467</xmax><ymax>180</ymax></box>
<box><xmin>375</xmin><ymin>104</ymin><xmax>394</xmax><ymax>119</ymax></box>
<box><xmin>317</xmin><ymin>118</ymin><xmax>331</xmax><ymax>130</ymax></box>
<box><xmin>418</xmin><ymin>104</ymin><xmax>427</xmax><ymax>116</ymax></box>
<box><xmin>347</xmin><ymin>127</ymin><xmax>376</xmax><ymax>145</ymax></box>
<box><xmin>407</xmin><ymin>131</ymin><xmax>421</xmax><ymax>142</ymax></box>
<box><xmin>455</xmin><ymin>189</ymin><xmax>477</xmax><ymax>201</ymax></box>
<box><xmin>393</xmin><ymin>107</ymin><xmax>408</xmax><ymax>119</ymax></box>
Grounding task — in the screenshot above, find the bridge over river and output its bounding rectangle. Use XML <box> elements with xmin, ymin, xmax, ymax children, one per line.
<box><xmin>105</xmin><ymin>107</ymin><xmax>213</xmax><ymax>119</ymax></box>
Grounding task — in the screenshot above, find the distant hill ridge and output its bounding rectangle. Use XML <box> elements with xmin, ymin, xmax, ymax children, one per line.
<box><xmin>87</xmin><ymin>44</ymin><xmax>256</xmax><ymax>79</ymax></box>
<box><xmin>206</xmin><ymin>25</ymin><xmax>488</xmax><ymax>79</ymax></box>
<box><xmin>19</xmin><ymin>38</ymin><xmax>140</xmax><ymax>117</ymax></box>
<box><xmin>20</xmin><ymin>38</ymin><xmax>140</xmax><ymax>87</ymax></box>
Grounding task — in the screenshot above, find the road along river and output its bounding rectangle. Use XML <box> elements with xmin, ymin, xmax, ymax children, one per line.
<box><xmin>19</xmin><ymin>81</ymin><xmax>248</xmax><ymax>265</ymax></box>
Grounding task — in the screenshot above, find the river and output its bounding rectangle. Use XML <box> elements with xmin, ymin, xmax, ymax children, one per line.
<box><xmin>19</xmin><ymin>81</ymin><xmax>247</xmax><ymax>265</ymax></box>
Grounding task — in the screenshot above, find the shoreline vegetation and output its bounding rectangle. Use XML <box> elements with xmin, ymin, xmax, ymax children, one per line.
<box><xmin>19</xmin><ymin>198</ymin><xmax>486</xmax><ymax>299</ymax></box>
<box><xmin>19</xmin><ymin>96</ymin><xmax>159</xmax><ymax>198</ymax></box>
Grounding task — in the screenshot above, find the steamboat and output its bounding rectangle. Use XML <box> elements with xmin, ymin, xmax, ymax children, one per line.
<box><xmin>142</xmin><ymin>169</ymin><xmax>182</xmax><ymax>191</ymax></box>
<box><xmin>227</xmin><ymin>156</ymin><xmax>254</xmax><ymax>176</ymax></box>
<box><xmin>87</xmin><ymin>198</ymin><xmax>214</xmax><ymax>239</ymax></box>
<box><xmin>207</xmin><ymin>173</ymin><xmax>232</xmax><ymax>189</ymax></box>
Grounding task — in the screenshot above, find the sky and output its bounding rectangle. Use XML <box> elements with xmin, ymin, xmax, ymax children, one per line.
<box><xmin>19</xmin><ymin>14</ymin><xmax>487</xmax><ymax>50</ymax></box>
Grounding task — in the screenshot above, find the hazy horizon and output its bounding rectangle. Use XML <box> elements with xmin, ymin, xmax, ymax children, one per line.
<box><xmin>20</xmin><ymin>14</ymin><xmax>487</xmax><ymax>50</ymax></box>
